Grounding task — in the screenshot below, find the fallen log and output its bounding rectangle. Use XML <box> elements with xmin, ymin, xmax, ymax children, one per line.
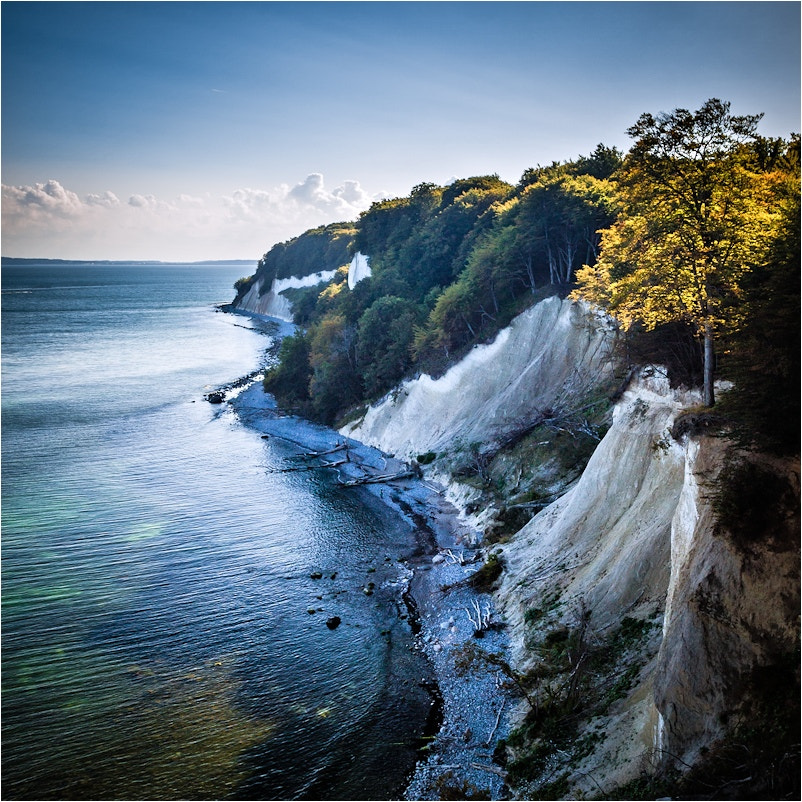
<box><xmin>470</xmin><ymin>762</ymin><xmax>508</xmax><ymax>779</ymax></box>
<box><xmin>319</xmin><ymin>458</ymin><xmax>348</xmax><ymax>469</ymax></box>
<box><xmin>484</xmin><ymin>698</ymin><xmax>505</xmax><ymax>746</ymax></box>
<box><xmin>289</xmin><ymin>443</ymin><xmax>348</xmax><ymax>460</ymax></box>
<box><xmin>272</xmin><ymin>458</ymin><xmax>348</xmax><ymax>474</ymax></box>
<box><xmin>337</xmin><ymin>469</ymin><xmax>415</xmax><ymax>487</ymax></box>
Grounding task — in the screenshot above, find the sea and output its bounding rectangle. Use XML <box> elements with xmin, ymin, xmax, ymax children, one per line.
<box><xmin>1</xmin><ymin>262</ymin><xmax>432</xmax><ymax>800</ymax></box>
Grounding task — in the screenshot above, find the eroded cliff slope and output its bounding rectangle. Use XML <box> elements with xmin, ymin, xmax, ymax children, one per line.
<box><xmin>341</xmin><ymin>296</ymin><xmax>617</xmax><ymax>461</ymax></box>
<box><xmin>341</xmin><ymin>294</ymin><xmax>799</xmax><ymax>798</ymax></box>
<box><xmin>234</xmin><ymin>269</ymin><xmax>337</xmax><ymax>321</ymax></box>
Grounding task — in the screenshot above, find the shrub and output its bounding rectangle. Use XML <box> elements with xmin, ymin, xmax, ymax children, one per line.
<box><xmin>713</xmin><ymin>458</ymin><xmax>796</xmax><ymax>550</ymax></box>
<box><xmin>467</xmin><ymin>552</ymin><xmax>503</xmax><ymax>592</ymax></box>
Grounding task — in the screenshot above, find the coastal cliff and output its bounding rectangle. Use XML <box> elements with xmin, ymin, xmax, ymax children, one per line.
<box><xmin>235</xmin><ymin>269</ymin><xmax>338</xmax><ymax>321</ymax></box>
<box><xmin>339</xmin><ymin>294</ymin><xmax>800</xmax><ymax>798</ymax></box>
<box><xmin>231</xmin><ymin>221</ymin><xmax>354</xmax><ymax>320</ymax></box>
<box><xmin>230</xmin><ymin>129</ymin><xmax>799</xmax><ymax>796</ymax></box>
<box><xmin>340</xmin><ymin>297</ymin><xmax>616</xmax><ymax>461</ymax></box>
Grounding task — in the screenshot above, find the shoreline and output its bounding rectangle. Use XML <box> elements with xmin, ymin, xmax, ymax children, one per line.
<box><xmin>220</xmin><ymin>312</ymin><xmax>515</xmax><ymax>799</ymax></box>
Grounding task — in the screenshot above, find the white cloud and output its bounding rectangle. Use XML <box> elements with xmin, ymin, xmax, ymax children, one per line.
<box><xmin>3</xmin><ymin>179</ymin><xmax>83</xmax><ymax>222</ymax></box>
<box><xmin>333</xmin><ymin>179</ymin><xmax>372</xmax><ymax>207</ymax></box>
<box><xmin>127</xmin><ymin>193</ymin><xmax>178</xmax><ymax>212</ymax></box>
<box><xmin>228</xmin><ymin>173</ymin><xmax>373</xmax><ymax>224</ymax></box>
<box><xmin>127</xmin><ymin>194</ymin><xmax>150</xmax><ymax>208</ymax></box>
<box><xmin>288</xmin><ymin>172</ymin><xmax>326</xmax><ymax>203</ymax></box>
<box><xmin>85</xmin><ymin>190</ymin><xmax>120</xmax><ymax>208</ymax></box>
<box><xmin>177</xmin><ymin>193</ymin><xmax>205</xmax><ymax>206</ymax></box>
<box><xmin>1</xmin><ymin>174</ymin><xmax>378</xmax><ymax>260</ymax></box>
<box><xmin>222</xmin><ymin>174</ymin><xmax>375</xmax><ymax>231</ymax></box>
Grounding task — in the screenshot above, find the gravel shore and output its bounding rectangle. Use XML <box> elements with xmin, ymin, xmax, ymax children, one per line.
<box><xmin>227</xmin><ymin>380</ymin><xmax>516</xmax><ymax>800</ymax></box>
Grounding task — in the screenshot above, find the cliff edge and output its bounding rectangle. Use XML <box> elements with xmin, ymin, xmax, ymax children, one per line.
<box><xmin>341</xmin><ymin>294</ymin><xmax>800</xmax><ymax>798</ymax></box>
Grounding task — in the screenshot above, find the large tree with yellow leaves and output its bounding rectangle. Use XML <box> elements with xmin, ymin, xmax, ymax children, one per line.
<box><xmin>573</xmin><ymin>99</ymin><xmax>779</xmax><ymax>406</ymax></box>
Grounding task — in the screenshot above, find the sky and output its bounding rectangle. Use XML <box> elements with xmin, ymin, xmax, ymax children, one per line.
<box><xmin>2</xmin><ymin>1</ymin><xmax>800</xmax><ymax>262</ymax></box>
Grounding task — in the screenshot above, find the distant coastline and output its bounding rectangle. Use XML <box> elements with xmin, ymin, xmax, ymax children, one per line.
<box><xmin>1</xmin><ymin>257</ymin><xmax>256</xmax><ymax>266</ymax></box>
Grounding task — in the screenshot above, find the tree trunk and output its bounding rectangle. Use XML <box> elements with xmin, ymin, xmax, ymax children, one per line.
<box><xmin>703</xmin><ymin>323</ymin><xmax>715</xmax><ymax>407</ymax></box>
<box><xmin>524</xmin><ymin>254</ymin><xmax>536</xmax><ymax>293</ymax></box>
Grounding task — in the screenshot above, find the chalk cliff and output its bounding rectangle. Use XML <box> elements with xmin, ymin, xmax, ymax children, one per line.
<box><xmin>234</xmin><ymin>269</ymin><xmax>337</xmax><ymax>321</ymax></box>
<box><xmin>341</xmin><ymin>296</ymin><xmax>617</xmax><ymax>460</ymax></box>
<box><xmin>340</xmin><ymin>293</ymin><xmax>799</xmax><ymax>797</ymax></box>
<box><xmin>347</xmin><ymin>251</ymin><xmax>372</xmax><ymax>289</ymax></box>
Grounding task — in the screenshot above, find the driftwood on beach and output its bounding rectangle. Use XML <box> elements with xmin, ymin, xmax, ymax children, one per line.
<box><xmin>337</xmin><ymin>469</ymin><xmax>416</xmax><ymax>487</ymax></box>
<box><xmin>272</xmin><ymin>458</ymin><xmax>348</xmax><ymax>474</ymax></box>
<box><xmin>267</xmin><ymin>435</ymin><xmax>422</xmax><ymax>487</ymax></box>
<box><xmin>289</xmin><ymin>443</ymin><xmax>348</xmax><ymax>460</ymax></box>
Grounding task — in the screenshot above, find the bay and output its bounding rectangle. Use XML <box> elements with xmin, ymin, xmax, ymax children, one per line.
<box><xmin>1</xmin><ymin>262</ymin><xmax>430</xmax><ymax>800</ymax></box>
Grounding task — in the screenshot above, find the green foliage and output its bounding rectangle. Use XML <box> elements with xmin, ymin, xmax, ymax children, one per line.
<box><xmin>256</xmin><ymin>222</ymin><xmax>355</xmax><ymax>284</ymax></box>
<box><xmin>263</xmin><ymin>332</ymin><xmax>312</xmax><ymax>412</ymax></box>
<box><xmin>307</xmin><ymin>315</ymin><xmax>362</xmax><ymax>424</ymax></box>
<box><xmin>257</xmin><ymin>162</ymin><xmax>618</xmax><ymax>423</ymax></box>
<box><xmin>573</xmin><ymin>142</ymin><xmax>624</xmax><ymax>179</ymax></box>
<box><xmin>416</xmin><ymin>451</ymin><xmax>437</xmax><ymax>465</ymax></box>
<box><xmin>717</xmin><ymin>158</ymin><xmax>801</xmax><ymax>453</ymax></box>
<box><xmin>356</xmin><ymin>296</ymin><xmax>418</xmax><ymax>398</ymax></box>
<box><xmin>572</xmin><ymin>98</ymin><xmax>783</xmax><ymax>407</ymax></box>
<box><xmin>467</xmin><ymin>552</ymin><xmax>503</xmax><ymax>592</ymax></box>
<box><xmin>251</xmin><ymin>110</ymin><xmax>796</xmax><ymax>439</ymax></box>
<box><xmin>233</xmin><ymin>276</ymin><xmax>253</xmax><ymax>296</ymax></box>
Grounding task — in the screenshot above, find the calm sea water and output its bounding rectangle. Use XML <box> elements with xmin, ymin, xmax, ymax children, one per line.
<box><xmin>1</xmin><ymin>263</ymin><xmax>430</xmax><ymax>800</ymax></box>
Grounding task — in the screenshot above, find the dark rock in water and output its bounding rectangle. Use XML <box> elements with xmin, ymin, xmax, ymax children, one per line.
<box><xmin>261</xmin><ymin>434</ymin><xmax>270</xmax><ymax>439</ymax></box>
<box><xmin>310</xmin><ymin>571</ymin><xmax>323</xmax><ymax>580</ymax></box>
<box><xmin>326</xmin><ymin>616</ymin><xmax>341</xmax><ymax>630</ymax></box>
<box><xmin>206</xmin><ymin>391</ymin><xmax>225</xmax><ymax>404</ymax></box>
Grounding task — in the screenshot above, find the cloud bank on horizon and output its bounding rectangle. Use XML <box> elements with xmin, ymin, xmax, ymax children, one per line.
<box><xmin>2</xmin><ymin>175</ymin><xmax>377</xmax><ymax>261</ymax></box>
<box><xmin>2</xmin><ymin>2</ymin><xmax>799</xmax><ymax>262</ymax></box>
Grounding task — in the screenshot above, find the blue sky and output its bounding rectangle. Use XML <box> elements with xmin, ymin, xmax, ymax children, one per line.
<box><xmin>2</xmin><ymin>1</ymin><xmax>799</xmax><ymax>261</ymax></box>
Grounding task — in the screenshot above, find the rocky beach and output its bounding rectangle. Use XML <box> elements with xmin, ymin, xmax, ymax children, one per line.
<box><xmin>228</xmin><ymin>376</ymin><xmax>517</xmax><ymax>799</ymax></box>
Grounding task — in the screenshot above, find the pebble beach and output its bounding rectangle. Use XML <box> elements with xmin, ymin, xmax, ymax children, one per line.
<box><xmin>229</xmin><ymin>380</ymin><xmax>516</xmax><ymax>799</ymax></box>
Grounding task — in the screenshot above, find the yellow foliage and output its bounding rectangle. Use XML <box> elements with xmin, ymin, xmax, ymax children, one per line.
<box><xmin>573</xmin><ymin>157</ymin><xmax>782</xmax><ymax>337</ymax></box>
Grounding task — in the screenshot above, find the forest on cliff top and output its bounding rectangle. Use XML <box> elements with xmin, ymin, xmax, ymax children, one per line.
<box><xmin>235</xmin><ymin>100</ymin><xmax>799</xmax><ymax>454</ymax></box>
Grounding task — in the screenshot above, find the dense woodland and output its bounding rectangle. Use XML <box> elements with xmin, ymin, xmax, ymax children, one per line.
<box><xmin>239</xmin><ymin>100</ymin><xmax>799</xmax><ymax>453</ymax></box>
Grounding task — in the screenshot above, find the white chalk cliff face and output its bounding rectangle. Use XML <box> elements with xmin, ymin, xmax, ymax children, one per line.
<box><xmin>654</xmin><ymin>439</ymin><xmax>799</xmax><ymax>771</ymax></box>
<box><xmin>341</xmin><ymin>296</ymin><xmax>617</xmax><ymax>460</ymax></box>
<box><xmin>234</xmin><ymin>269</ymin><xmax>337</xmax><ymax>321</ymax></box>
<box><xmin>347</xmin><ymin>252</ymin><xmax>371</xmax><ymax>290</ymax></box>
<box><xmin>495</xmin><ymin>369</ymin><xmax>695</xmax><ymax>793</ymax></box>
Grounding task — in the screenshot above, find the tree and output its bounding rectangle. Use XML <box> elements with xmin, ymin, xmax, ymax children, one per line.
<box><xmin>263</xmin><ymin>332</ymin><xmax>312</xmax><ymax>411</ymax></box>
<box><xmin>356</xmin><ymin>296</ymin><xmax>418</xmax><ymax>398</ymax></box>
<box><xmin>573</xmin><ymin>99</ymin><xmax>776</xmax><ymax>406</ymax></box>
<box><xmin>718</xmin><ymin>140</ymin><xmax>801</xmax><ymax>452</ymax></box>
<box><xmin>308</xmin><ymin>315</ymin><xmax>362</xmax><ymax>423</ymax></box>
